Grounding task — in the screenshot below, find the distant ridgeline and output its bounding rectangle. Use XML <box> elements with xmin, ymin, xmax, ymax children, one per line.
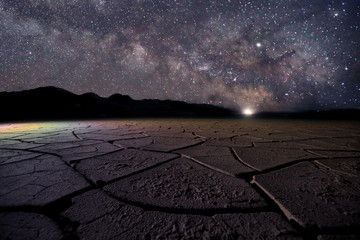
<box><xmin>1</xmin><ymin>87</ymin><xmax>359</xmax><ymax>121</ymax></box>
<box><xmin>0</xmin><ymin>86</ymin><xmax>236</xmax><ymax>121</ymax></box>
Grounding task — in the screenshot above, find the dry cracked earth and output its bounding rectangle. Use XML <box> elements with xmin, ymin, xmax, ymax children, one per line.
<box><xmin>0</xmin><ymin>119</ymin><xmax>359</xmax><ymax>240</ymax></box>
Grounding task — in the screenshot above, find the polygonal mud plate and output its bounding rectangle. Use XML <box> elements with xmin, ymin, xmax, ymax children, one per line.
<box><xmin>193</xmin><ymin>156</ymin><xmax>255</xmax><ymax>176</ymax></box>
<box><xmin>307</xmin><ymin>149</ymin><xmax>360</xmax><ymax>158</ymax></box>
<box><xmin>52</xmin><ymin>142</ymin><xmax>121</xmax><ymax>163</ymax></box>
<box><xmin>62</xmin><ymin>188</ymin><xmax>299</xmax><ymax>239</ymax></box>
<box><xmin>75</xmin><ymin>149</ymin><xmax>178</xmax><ymax>184</ymax></box>
<box><xmin>176</xmin><ymin>145</ymin><xmax>232</xmax><ymax>157</ymax></box>
<box><xmin>314</xmin><ymin>158</ymin><xmax>360</xmax><ymax>177</ymax></box>
<box><xmin>77</xmin><ymin>132</ymin><xmax>147</xmax><ymax>141</ymax></box>
<box><xmin>104</xmin><ymin>158</ymin><xmax>266</xmax><ymax>210</ymax></box>
<box><xmin>233</xmin><ymin>146</ymin><xmax>320</xmax><ymax>171</ymax></box>
<box><xmin>252</xmin><ymin>161</ymin><xmax>360</xmax><ymax>229</ymax></box>
<box><xmin>113</xmin><ymin>137</ymin><xmax>154</xmax><ymax>148</ymax></box>
<box><xmin>0</xmin><ymin>154</ymin><xmax>90</xmax><ymax>207</ymax></box>
<box><xmin>0</xmin><ymin>149</ymin><xmax>42</xmax><ymax>165</ymax></box>
<box><xmin>0</xmin><ymin>139</ymin><xmax>45</xmax><ymax>149</ymax></box>
<box><xmin>0</xmin><ymin>212</ymin><xmax>62</xmax><ymax>240</ymax></box>
<box><xmin>142</xmin><ymin>137</ymin><xmax>203</xmax><ymax>152</ymax></box>
<box><xmin>61</xmin><ymin>189</ymin><xmax>124</xmax><ymax>224</ymax></box>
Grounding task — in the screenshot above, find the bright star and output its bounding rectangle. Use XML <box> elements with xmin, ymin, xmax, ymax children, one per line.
<box><xmin>256</xmin><ymin>43</ymin><xmax>262</xmax><ymax>48</ymax></box>
<box><xmin>243</xmin><ymin>108</ymin><xmax>254</xmax><ymax>116</ymax></box>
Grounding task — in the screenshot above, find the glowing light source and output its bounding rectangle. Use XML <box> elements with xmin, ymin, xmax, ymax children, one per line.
<box><xmin>243</xmin><ymin>108</ymin><xmax>254</xmax><ymax>116</ymax></box>
<box><xmin>256</xmin><ymin>42</ymin><xmax>262</xmax><ymax>48</ymax></box>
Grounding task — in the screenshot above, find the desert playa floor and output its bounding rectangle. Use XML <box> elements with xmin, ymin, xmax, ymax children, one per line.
<box><xmin>0</xmin><ymin>119</ymin><xmax>359</xmax><ymax>239</ymax></box>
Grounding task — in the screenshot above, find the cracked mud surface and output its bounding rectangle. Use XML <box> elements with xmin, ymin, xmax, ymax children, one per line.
<box><xmin>0</xmin><ymin>119</ymin><xmax>359</xmax><ymax>239</ymax></box>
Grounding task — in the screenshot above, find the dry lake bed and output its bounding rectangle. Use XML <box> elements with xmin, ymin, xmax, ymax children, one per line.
<box><xmin>0</xmin><ymin>119</ymin><xmax>359</xmax><ymax>239</ymax></box>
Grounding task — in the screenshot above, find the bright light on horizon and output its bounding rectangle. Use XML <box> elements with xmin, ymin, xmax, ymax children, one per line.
<box><xmin>243</xmin><ymin>108</ymin><xmax>254</xmax><ymax>116</ymax></box>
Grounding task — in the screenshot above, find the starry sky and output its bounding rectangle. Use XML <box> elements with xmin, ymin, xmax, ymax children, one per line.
<box><xmin>1</xmin><ymin>0</ymin><xmax>359</xmax><ymax>112</ymax></box>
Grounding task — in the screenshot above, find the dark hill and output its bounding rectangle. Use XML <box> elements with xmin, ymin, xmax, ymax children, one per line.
<box><xmin>0</xmin><ymin>86</ymin><xmax>236</xmax><ymax>121</ymax></box>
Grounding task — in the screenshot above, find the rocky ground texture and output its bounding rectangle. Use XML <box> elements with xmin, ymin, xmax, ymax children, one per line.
<box><xmin>0</xmin><ymin>119</ymin><xmax>359</xmax><ymax>239</ymax></box>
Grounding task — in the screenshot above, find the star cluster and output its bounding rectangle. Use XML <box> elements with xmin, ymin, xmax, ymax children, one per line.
<box><xmin>1</xmin><ymin>0</ymin><xmax>359</xmax><ymax>112</ymax></box>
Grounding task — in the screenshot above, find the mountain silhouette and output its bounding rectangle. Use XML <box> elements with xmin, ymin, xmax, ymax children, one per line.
<box><xmin>0</xmin><ymin>86</ymin><xmax>236</xmax><ymax>121</ymax></box>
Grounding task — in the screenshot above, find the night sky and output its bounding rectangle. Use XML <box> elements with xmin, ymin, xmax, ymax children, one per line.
<box><xmin>1</xmin><ymin>0</ymin><xmax>359</xmax><ymax>113</ymax></box>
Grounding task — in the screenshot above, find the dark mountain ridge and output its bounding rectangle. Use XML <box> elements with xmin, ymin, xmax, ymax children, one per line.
<box><xmin>1</xmin><ymin>86</ymin><xmax>359</xmax><ymax>121</ymax></box>
<box><xmin>0</xmin><ymin>86</ymin><xmax>236</xmax><ymax>121</ymax></box>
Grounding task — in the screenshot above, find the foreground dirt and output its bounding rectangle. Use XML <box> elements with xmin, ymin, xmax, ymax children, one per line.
<box><xmin>0</xmin><ymin>119</ymin><xmax>359</xmax><ymax>239</ymax></box>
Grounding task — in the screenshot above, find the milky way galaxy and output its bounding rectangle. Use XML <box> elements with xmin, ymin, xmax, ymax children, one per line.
<box><xmin>0</xmin><ymin>0</ymin><xmax>359</xmax><ymax>112</ymax></box>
